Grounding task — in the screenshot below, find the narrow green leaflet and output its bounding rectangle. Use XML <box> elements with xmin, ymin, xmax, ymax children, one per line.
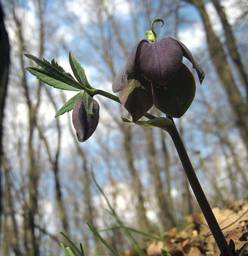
<box><xmin>69</xmin><ymin>52</ymin><xmax>90</xmax><ymax>88</ymax></box>
<box><xmin>60</xmin><ymin>232</ymin><xmax>82</xmax><ymax>256</ymax></box>
<box><xmin>51</xmin><ymin>58</ymin><xmax>69</xmax><ymax>73</ymax></box>
<box><xmin>56</xmin><ymin>91</ymin><xmax>84</xmax><ymax>117</ymax></box>
<box><xmin>87</xmin><ymin>222</ymin><xmax>120</xmax><ymax>256</ymax></box>
<box><xmin>25</xmin><ymin>54</ymin><xmax>82</xmax><ymax>90</ymax></box>
<box><xmin>26</xmin><ymin>54</ymin><xmax>73</xmax><ymax>79</ymax></box>
<box><xmin>82</xmin><ymin>92</ymin><xmax>93</xmax><ymax>115</ymax></box>
<box><xmin>61</xmin><ymin>244</ymin><xmax>76</xmax><ymax>256</ymax></box>
<box><xmin>27</xmin><ymin>67</ymin><xmax>80</xmax><ymax>91</ymax></box>
<box><xmin>79</xmin><ymin>244</ymin><xmax>85</xmax><ymax>256</ymax></box>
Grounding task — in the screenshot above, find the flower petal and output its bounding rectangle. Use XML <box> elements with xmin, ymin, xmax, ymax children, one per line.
<box><xmin>153</xmin><ymin>64</ymin><xmax>196</xmax><ymax>117</ymax></box>
<box><xmin>137</xmin><ymin>38</ymin><xmax>183</xmax><ymax>85</ymax></box>
<box><xmin>170</xmin><ymin>37</ymin><xmax>205</xmax><ymax>83</ymax></box>
<box><xmin>119</xmin><ymin>78</ymin><xmax>153</xmax><ymax>121</ymax></box>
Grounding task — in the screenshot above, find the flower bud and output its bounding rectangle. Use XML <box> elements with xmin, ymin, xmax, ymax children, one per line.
<box><xmin>72</xmin><ymin>99</ymin><xmax>99</xmax><ymax>142</ymax></box>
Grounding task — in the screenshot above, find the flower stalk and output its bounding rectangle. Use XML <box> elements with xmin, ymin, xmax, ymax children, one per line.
<box><xmin>164</xmin><ymin>118</ymin><xmax>233</xmax><ymax>256</ymax></box>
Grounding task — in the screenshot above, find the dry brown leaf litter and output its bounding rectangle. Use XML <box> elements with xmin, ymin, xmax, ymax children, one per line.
<box><xmin>121</xmin><ymin>201</ymin><xmax>248</xmax><ymax>256</ymax></box>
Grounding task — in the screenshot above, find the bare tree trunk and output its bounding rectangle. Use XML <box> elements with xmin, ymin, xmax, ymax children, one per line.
<box><xmin>225</xmin><ymin>140</ymin><xmax>248</xmax><ymax>188</ymax></box>
<box><xmin>98</xmin><ymin>102</ymin><xmax>151</xmax><ymax>232</ymax></box>
<box><xmin>220</xmin><ymin>144</ymin><xmax>238</xmax><ymax>199</ymax></box>
<box><xmin>122</xmin><ymin>125</ymin><xmax>151</xmax><ymax>232</ymax></box>
<box><xmin>211</xmin><ymin>0</ymin><xmax>248</xmax><ymax>99</ymax></box>
<box><xmin>199</xmin><ymin>155</ymin><xmax>226</xmax><ymax>205</ymax></box>
<box><xmin>13</xmin><ymin>6</ymin><xmax>41</xmax><ymax>255</ymax></box>
<box><xmin>38</xmin><ymin>121</ymin><xmax>69</xmax><ymax>233</ymax></box>
<box><xmin>201</xmin><ymin>93</ymin><xmax>248</xmax><ymax>189</ymax></box>
<box><xmin>159</xmin><ymin>130</ymin><xmax>174</xmax><ymax>214</ymax></box>
<box><xmin>189</xmin><ymin>0</ymin><xmax>248</xmax><ymax>152</ymax></box>
<box><xmin>144</xmin><ymin>128</ymin><xmax>177</xmax><ymax>228</ymax></box>
<box><xmin>216</xmin><ymin>132</ymin><xmax>247</xmax><ymax>193</ymax></box>
<box><xmin>2</xmin><ymin>156</ymin><xmax>22</xmax><ymax>255</ymax></box>
<box><xmin>38</xmin><ymin>87</ymin><xmax>69</xmax><ymax>233</ymax></box>
<box><xmin>178</xmin><ymin>121</ymin><xmax>194</xmax><ymax>216</ymax></box>
<box><xmin>0</xmin><ymin>2</ymin><xmax>10</xmax><ymax>233</ymax></box>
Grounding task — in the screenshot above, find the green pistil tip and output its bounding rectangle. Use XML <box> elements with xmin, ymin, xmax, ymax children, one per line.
<box><xmin>145</xmin><ymin>17</ymin><xmax>165</xmax><ymax>42</ymax></box>
<box><xmin>145</xmin><ymin>30</ymin><xmax>156</xmax><ymax>42</ymax></box>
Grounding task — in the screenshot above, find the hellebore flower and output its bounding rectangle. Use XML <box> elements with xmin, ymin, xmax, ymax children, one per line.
<box><xmin>72</xmin><ymin>98</ymin><xmax>100</xmax><ymax>142</ymax></box>
<box><xmin>112</xmin><ymin>37</ymin><xmax>205</xmax><ymax>121</ymax></box>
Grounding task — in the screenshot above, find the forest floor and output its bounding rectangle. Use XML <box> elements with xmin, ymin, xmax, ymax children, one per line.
<box><xmin>122</xmin><ymin>201</ymin><xmax>248</xmax><ymax>256</ymax></box>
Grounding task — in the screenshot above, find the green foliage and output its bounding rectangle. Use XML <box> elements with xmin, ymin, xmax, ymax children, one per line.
<box><xmin>55</xmin><ymin>92</ymin><xmax>84</xmax><ymax>117</ymax></box>
<box><xmin>61</xmin><ymin>232</ymin><xmax>85</xmax><ymax>256</ymax></box>
<box><xmin>81</xmin><ymin>92</ymin><xmax>94</xmax><ymax>115</ymax></box>
<box><xmin>25</xmin><ymin>53</ymin><xmax>97</xmax><ymax>119</ymax></box>
<box><xmin>55</xmin><ymin>91</ymin><xmax>94</xmax><ymax>117</ymax></box>
<box><xmin>161</xmin><ymin>249</ymin><xmax>171</xmax><ymax>256</ymax></box>
<box><xmin>27</xmin><ymin>67</ymin><xmax>80</xmax><ymax>91</ymax></box>
<box><xmin>61</xmin><ymin>244</ymin><xmax>76</xmax><ymax>256</ymax></box>
<box><xmin>25</xmin><ymin>54</ymin><xmax>82</xmax><ymax>90</ymax></box>
<box><xmin>87</xmin><ymin>222</ymin><xmax>120</xmax><ymax>256</ymax></box>
<box><xmin>69</xmin><ymin>52</ymin><xmax>91</xmax><ymax>88</ymax></box>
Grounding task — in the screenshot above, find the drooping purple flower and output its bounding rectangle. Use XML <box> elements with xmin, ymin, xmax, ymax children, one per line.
<box><xmin>113</xmin><ymin>37</ymin><xmax>205</xmax><ymax>120</ymax></box>
<box><xmin>72</xmin><ymin>99</ymin><xmax>99</xmax><ymax>142</ymax></box>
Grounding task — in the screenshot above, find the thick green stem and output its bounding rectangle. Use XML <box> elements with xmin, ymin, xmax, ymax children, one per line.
<box><xmin>165</xmin><ymin>118</ymin><xmax>232</xmax><ymax>256</ymax></box>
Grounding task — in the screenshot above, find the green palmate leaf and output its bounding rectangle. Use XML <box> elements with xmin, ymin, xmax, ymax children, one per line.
<box><xmin>25</xmin><ymin>54</ymin><xmax>82</xmax><ymax>90</ymax></box>
<box><xmin>69</xmin><ymin>52</ymin><xmax>90</xmax><ymax>88</ymax></box>
<box><xmin>82</xmin><ymin>92</ymin><xmax>93</xmax><ymax>115</ymax></box>
<box><xmin>56</xmin><ymin>91</ymin><xmax>84</xmax><ymax>117</ymax></box>
<box><xmin>27</xmin><ymin>67</ymin><xmax>80</xmax><ymax>91</ymax></box>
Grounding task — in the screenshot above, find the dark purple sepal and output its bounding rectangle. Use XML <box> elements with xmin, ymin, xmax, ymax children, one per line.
<box><xmin>153</xmin><ymin>64</ymin><xmax>196</xmax><ymax>117</ymax></box>
<box><xmin>112</xmin><ymin>40</ymin><xmax>148</xmax><ymax>93</ymax></box>
<box><xmin>119</xmin><ymin>78</ymin><xmax>153</xmax><ymax>121</ymax></box>
<box><xmin>137</xmin><ymin>38</ymin><xmax>183</xmax><ymax>86</ymax></box>
<box><xmin>72</xmin><ymin>99</ymin><xmax>100</xmax><ymax>142</ymax></box>
<box><xmin>170</xmin><ymin>37</ymin><xmax>205</xmax><ymax>83</ymax></box>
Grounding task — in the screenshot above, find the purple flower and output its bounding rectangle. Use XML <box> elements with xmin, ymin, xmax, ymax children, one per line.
<box><xmin>113</xmin><ymin>37</ymin><xmax>205</xmax><ymax>121</ymax></box>
<box><xmin>72</xmin><ymin>99</ymin><xmax>100</xmax><ymax>142</ymax></box>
